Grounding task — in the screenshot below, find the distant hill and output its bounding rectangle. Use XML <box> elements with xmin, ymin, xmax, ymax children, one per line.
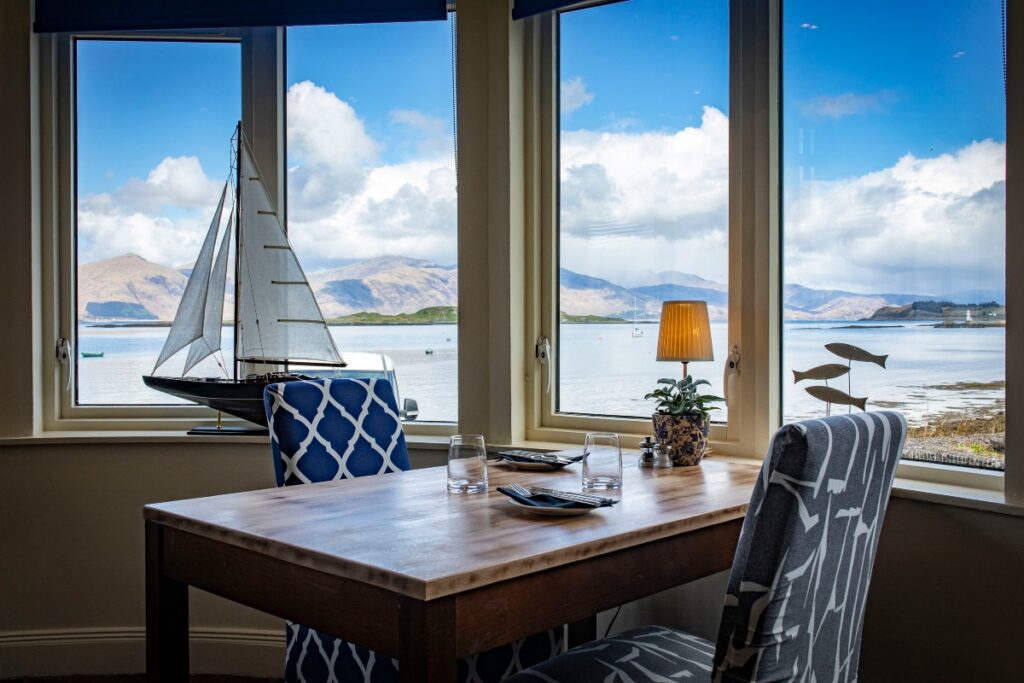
<box><xmin>81</xmin><ymin>252</ymin><xmax>976</xmax><ymax>325</ymax></box>
<box><xmin>559</xmin><ymin>268</ymin><xmax>729</xmax><ymax>320</ymax></box>
<box><xmin>78</xmin><ymin>254</ymin><xmax>188</xmax><ymax>322</ymax></box>
<box><xmin>307</xmin><ymin>255</ymin><xmax>458</xmax><ymax>317</ymax></box>
<box><xmin>869</xmin><ymin>300</ymin><xmax>1005</xmax><ymax>321</ymax></box>
<box><xmin>79</xmin><ymin>253</ymin><xmax>235</xmax><ymax>323</ymax></box>
<box><xmin>638</xmin><ymin>269</ymin><xmax>728</xmax><ymax>292</ymax></box>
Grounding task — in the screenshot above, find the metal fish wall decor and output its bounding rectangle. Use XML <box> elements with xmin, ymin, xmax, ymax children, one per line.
<box><xmin>825</xmin><ymin>342</ymin><xmax>888</xmax><ymax>368</ymax></box>
<box><xmin>793</xmin><ymin>363</ymin><xmax>851</xmax><ymax>383</ymax></box>
<box><xmin>797</xmin><ymin>341</ymin><xmax>889</xmax><ymax>416</ymax></box>
<box><xmin>805</xmin><ymin>385</ymin><xmax>868</xmax><ymax>412</ymax></box>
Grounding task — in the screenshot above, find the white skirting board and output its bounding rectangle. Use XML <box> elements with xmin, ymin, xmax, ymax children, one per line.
<box><xmin>0</xmin><ymin>626</ymin><xmax>286</xmax><ymax>677</ymax></box>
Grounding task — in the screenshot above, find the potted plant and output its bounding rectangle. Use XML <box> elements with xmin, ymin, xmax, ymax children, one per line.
<box><xmin>645</xmin><ymin>376</ymin><xmax>723</xmax><ymax>466</ymax></box>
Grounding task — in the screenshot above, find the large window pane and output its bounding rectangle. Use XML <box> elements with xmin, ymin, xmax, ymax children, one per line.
<box><xmin>75</xmin><ymin>39</ymin><xmax>241</xmax><ymax>405</ymax></box>
<box><xmin>782</xmin><ymin>1</ymin><xmax>1006</xmax><ymax>470</ymax></box>
<box><xmin>286</xmin><ymin>18</ymin><xmax>458</xmax><ymax>423</ymax></box>
<box><xmin>557</xmin><ymin>0</ymin><xmax>730</xmax><ymax>419</ymax></box>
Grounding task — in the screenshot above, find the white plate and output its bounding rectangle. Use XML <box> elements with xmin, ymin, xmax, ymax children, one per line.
<box><xmin>507</xmin><ymin>498</ymin><xmax>595</xmax><ymax>516</ymax></box>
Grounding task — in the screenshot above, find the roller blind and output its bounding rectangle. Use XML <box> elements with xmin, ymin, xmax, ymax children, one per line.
<box><xmin>512</xmin><ymin>0</ymin><xmax>625</xmax><ymax>21</ymax></box>
<box><xmin>34</xmin><ymin>0</ymin><xmax>447</xmax><ymax>33</ymax></box>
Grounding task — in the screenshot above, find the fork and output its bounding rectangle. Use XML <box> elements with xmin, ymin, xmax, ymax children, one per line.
<box><xmin>506</xmin><ymin>483</ymin><xmax>605</xmax><ymax>507</ymax></box>
<box><xmin>529</xmin><ymin>485</ymin><xmax>615</xmax><ymax>506</ymax></box>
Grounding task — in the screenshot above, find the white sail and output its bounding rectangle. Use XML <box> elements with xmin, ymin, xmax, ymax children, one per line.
<box><xmin>235</xmin><ymin>139</ymin><xmax>343</xmax><ymax>367</ymax></box>
<box><xmin>182</xmin><ymin>207</ymin><xmax>233</xmax><ymax>375</ymax></box>
<box><xmin>152</xmin><ymin>183</ymin><xmax>228</xmax><ymax>372</ymax></box>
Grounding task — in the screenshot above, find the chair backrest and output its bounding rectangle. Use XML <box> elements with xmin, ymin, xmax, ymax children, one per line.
<box><xmin>264</xmin><ymin>378</ymin><xmax>411</xmax><ymax>487</ymax></box>
<box><xmin>713</xmin><ymin>411</ymin><xmax>906</xmax><ymax>682</ymax></box>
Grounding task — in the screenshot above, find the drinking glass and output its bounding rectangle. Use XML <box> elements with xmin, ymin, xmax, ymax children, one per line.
<box><xmin>582</xmin><ymin>432</ymin><xmax>622</xmax><ymax>490</ymax></box>
<box><xmin>447</xmin><ymin>434</ymin><xmax>488</xmax><ymax>493</ymax></box>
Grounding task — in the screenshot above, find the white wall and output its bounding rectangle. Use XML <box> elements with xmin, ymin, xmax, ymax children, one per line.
<box><xmin>3</xmin><ymin>440</ymin><xmax>1020</xmax><ymax>679</ymax></box>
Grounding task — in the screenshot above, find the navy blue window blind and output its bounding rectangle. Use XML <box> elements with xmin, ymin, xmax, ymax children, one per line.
<box><xmin>512</xmin><ymin>0</ymin><xmax>625</xmax><ymax>21</ymax></box>
<box><xmin>34</xmin><ymin>0</ymin><xmax>447</xmax><ymax>33</ymax></box>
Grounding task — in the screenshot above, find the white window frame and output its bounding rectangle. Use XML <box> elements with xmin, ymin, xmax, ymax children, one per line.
<box><xmin>39</xmin><ymin>26</ymin><xmax>456</xmax><ymax>436</ymax></box>
<box><xmin>521</xmin><ymin>0</ymin><xmax>1019</xmax><ymax>499</ymax></box>
<box><xmin>523</xmin><ymin>0</ymin><xmax>781</xmax><ymax>459</ymax></box>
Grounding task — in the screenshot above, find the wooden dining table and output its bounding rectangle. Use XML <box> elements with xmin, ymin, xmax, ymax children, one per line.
<box><xmin>145</xmin><ymin>457</ymin><xmax>760</xmax><ymax>682</ymax></box>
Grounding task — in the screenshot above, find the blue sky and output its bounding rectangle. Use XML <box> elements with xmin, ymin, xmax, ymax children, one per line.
<box><xmin>75</xmin><ymin>0</ymin><xmax>1005</xmax><ymax>296</ymax></box>
<box><xmin>76</xmin><ymin>1</ymin><xmax>1005</xmax><ymax>192</ymax></box>
<box><xmin>75</xmin><ymin>1</ymin><xmax>1003</xmax><ymax>192</ymax></box>
<box><xmin>76</xmin><ymin>40</ymin><xmax>241</xmax><ymax>196</ymax></box>
<box><xmin>782</xmin><ymin>0</ymin><xmax>1004</xmax><ymax>180</ymax></box>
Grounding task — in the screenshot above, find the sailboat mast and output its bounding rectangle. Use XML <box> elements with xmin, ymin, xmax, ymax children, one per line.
<box><xmin>232</xmin><ymin>122</ymin><xmax>242</xmax><ymax>381</ymax></box>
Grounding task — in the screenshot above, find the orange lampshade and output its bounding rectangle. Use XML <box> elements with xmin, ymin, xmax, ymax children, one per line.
<box><xmin>656</xmin><ymin>300</ymin><xmax>714</xmax><ymax>362</ymax></box>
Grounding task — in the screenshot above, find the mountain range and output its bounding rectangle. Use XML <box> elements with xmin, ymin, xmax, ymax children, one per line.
<box><xmin>76</xmin><ymin>253</ymin><xmax>1002</xmax><ymax>323</ymax></box>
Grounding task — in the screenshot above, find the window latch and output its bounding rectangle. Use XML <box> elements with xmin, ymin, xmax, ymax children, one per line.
<box><xmin>535</xmin><ymin>336</ymin><xmax>552</xmax><ymax>394</ymax></box>
<box><xmin>56</xmin><ymin>337</ymin><xmax>72</xmax><ymax>391</ymax></box>
<box><xmin>723</xmin><ymin>345</ymin><xmax>740</xmax><ymax>405</ymax></box>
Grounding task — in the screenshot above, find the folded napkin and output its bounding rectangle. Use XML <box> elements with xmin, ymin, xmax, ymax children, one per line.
<box><xmin>496</xmin><ymin>486</ymin><xmax>593</xmax><ymax>509</ymax></box>
<box><xmin>496</xmin><ymin>451</ymin><xmax>584</xmax><ymax>467</ymax></box>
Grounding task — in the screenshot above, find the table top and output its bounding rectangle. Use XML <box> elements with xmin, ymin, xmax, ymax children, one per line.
<box><xmin>145</xmin><ymin>458</ymin><xmax>760</xmax><ymax>600</ymax></box>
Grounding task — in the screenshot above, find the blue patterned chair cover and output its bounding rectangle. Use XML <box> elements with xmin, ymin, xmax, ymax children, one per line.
<box><xmin>265</xmin><ymin>378</ymin><xmax>563</xmax><ymax>682</ymax></box>
<box><xmin>505</xmin><ymin>411</ymin><xmax>907</xmax><ymax>683</ymax></box>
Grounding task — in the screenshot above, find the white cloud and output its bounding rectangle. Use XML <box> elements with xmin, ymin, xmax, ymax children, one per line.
<box><xmin>77</xmin><ymin>78</ymin><xmax>1005</xmax><ymax>301</ymax></box>
<box><xmin>77</xmin><ymin>155</ymin><xmax>223</xmax><ymax>265</ymax></box>
<box><xmin>557</xmin><ymin>106</ymin><xmax>730</xmax><ymax>284</ymax></box>
<box><xmin>800</xmin><ymin>90</ymin><xmax>899</xmax><ymax>120</ymax></box>
<box><xmin>785</xmin><ymin>139</ymin><xmax>1005</xmax><ymax>295</ymax></box>
<box><xmin>561</xmin><ymin>76</ymin><xmax>595</xmax><ymax>116</ymax></box>
<box><xmin>286</xmin><ymin>80</ymin><xmax>379</xmax><ymax>219</ymax></box>
<box><xmin>285</xmin><ymin>84</ymin><xmax>457</xmax><ymax>271</ymax></box>
<box><xmin>390</xmin><ymin>109</ymin><xmax>452</xmax><ymax>158</ymax></box>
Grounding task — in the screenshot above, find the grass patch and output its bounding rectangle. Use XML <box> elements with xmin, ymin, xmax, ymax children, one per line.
<box><xmin>920</xmin><ymin>380</ymin><xmax>1005</xmax><ymax>392</ymax></box>
<box><xmin>326</xmin><ymin>306</ymin><xmax>457</xmax><ymax>325</ymax></box>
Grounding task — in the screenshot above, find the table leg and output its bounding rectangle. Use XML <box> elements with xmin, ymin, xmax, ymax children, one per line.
<box><xmin>567</xmin><ymin>615</ymin><xmax>598</xmax><ymax>648</ymax></box>
<box><xmin>399</xmin><ymin>596</ymin><xmax>457</xmax><ymax>682</ymax></box>
<box><xmin>146</xmin><ymin>521</ymin><xmax>189</xmax><ymax>682</ymax></box>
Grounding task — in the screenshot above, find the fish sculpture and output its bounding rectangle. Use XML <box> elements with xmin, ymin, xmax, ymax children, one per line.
<box><xmin>793</xmin><ymin>363</ymin><xmax>850</xmax><ymax>383</ymax></box>
<box><xmin>805</xmin><ymin>385</ymin><xmax>867</xmax><ymax>411</ymax></box>
<box><xmin>825</xmin><ymin>342</ymin><xmax>887</xmax><ymax>368</ymax></box>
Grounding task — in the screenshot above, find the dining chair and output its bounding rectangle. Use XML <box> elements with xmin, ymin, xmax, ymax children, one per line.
<box><xmin>505</xmin><ymin>410</ymin><xmax>907</xmax><ymax>683</ymax></box>
<box><xmin>264</xmin><ymin>377</ymin><xmax>563</xmax><ymax>683</ymax></box>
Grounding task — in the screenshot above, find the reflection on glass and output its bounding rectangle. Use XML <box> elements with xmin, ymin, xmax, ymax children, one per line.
<box><xmin>75</xmin><ymin>39</ymin><xmax>241</xmax><ymax>405</ymax></box>
<box><xmin>557</xmin><ymin>0</ymin><xmax>730</xmax><ymax>420</ymax></box>
<box><xmin>782</xmin><ymin>0</ymin><xmax>1006</xmax><ymax>470</ymax></box>
<box><xmin>286</xmin><ymin>19</ymin><xmax>458</xmax><ymax>422</ymax></box>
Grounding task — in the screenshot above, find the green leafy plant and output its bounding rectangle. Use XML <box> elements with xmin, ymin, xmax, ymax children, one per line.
<box><xmin>645</xmin><ymin>376</ymin><xmax>724</xmax><ymax>421</ymax></box>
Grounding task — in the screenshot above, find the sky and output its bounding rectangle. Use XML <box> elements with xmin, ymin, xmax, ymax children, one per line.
<box><xmin>75</xmin><ymin>0</ymin><xmax>1006</xmax><ymax>299</ymax></box>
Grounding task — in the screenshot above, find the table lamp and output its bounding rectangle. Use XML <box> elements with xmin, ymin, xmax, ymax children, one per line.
<box><xmin>656</xmin><ymin>300</ymin><xmax>714</xmax><ymax>379</ymax></box>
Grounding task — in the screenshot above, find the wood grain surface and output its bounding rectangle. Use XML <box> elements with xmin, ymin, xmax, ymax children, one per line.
<box><xmin>145</xmin><ymin>459</ymin><xmax>759</xmax><ymax>600</ymax></box>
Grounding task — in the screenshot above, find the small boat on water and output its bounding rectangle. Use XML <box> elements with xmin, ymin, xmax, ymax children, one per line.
<box><xmin>81</xmin><ymin>351</ymin><xmax>104</xmax><ymax>358</ymax></box>
<box><xmin>631</xmin><ymin>298</ymin><xmax>644</xmax><ymax>338</ymax></box>
<box><xmin>143</xmin><ymin>124</ymin><xmax>346</xmax><ymax>426</ymax></box>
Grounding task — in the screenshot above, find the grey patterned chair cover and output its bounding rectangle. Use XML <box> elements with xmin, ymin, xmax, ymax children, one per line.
<box><xmin>264</xmin><ymin>378</ymin><xmax>563</xmax><ymax>683</ymax></box>
<box><xmin>506</xmin><ymin>411</ymin><xmax>907</xmax><ymax>682</ymax></box>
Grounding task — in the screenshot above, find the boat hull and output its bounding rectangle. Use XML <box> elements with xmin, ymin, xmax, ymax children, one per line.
<box><xmin>142</xmin><ymin>375</ymin><xmax>300</xmax><ymax>426</ymax></box>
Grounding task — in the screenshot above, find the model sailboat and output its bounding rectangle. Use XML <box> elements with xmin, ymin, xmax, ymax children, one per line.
<box><xmin>143</xmin><ymin>125</ymin><xmax>345</xmax><ymax>426</ymax></box>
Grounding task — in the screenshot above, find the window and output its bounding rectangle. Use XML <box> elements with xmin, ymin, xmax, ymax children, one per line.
<box><xmin>781</xmin><ymin>0</ymin><xmax>1006</xmax><ymax>470</ymax></box>
<box><xmin>555</xmin><ymin>0</ymin><xmax>730</xmax><ymax>421</ymax></box>
<box><xmin>286</xmin><ymin>18</ymin><xmax>458</xmax><ymax>423</ymax></box>
<box><xmin>74</xmin><ymin>38</ymin><xmax>241</xmax><ymax>406</ymax></box>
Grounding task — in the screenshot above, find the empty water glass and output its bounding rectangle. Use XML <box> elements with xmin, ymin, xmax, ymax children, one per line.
<box><xmin>447</xmin><ymin>434</ymin><xmax>488</xmax><ymax>493</ymax></box>
<box><xmin>583</xmin><ymin>432</ymin><xmax>622</xmax><ymax>490</ymax></box>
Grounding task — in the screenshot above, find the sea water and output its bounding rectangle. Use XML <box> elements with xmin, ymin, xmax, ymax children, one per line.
<box><xmin>77</xmin><ymin>321</ymin><xmax>1004</xmax><ymax>425</ymax></box>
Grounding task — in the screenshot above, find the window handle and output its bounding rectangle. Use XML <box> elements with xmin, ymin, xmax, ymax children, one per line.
<box><xmin>535</xmin><ymin>336</ymin><xmax>552</xmax><ymax>394</ymax></box>
<box><xmin>56</xmin><ymin>337</ymin><xmax>72</xmax><ymax>391</ymax></box>
<box><xmin>724</xmin><ymin>345</ymin><xmax>740</xmax><ymax>405</ymax></box>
